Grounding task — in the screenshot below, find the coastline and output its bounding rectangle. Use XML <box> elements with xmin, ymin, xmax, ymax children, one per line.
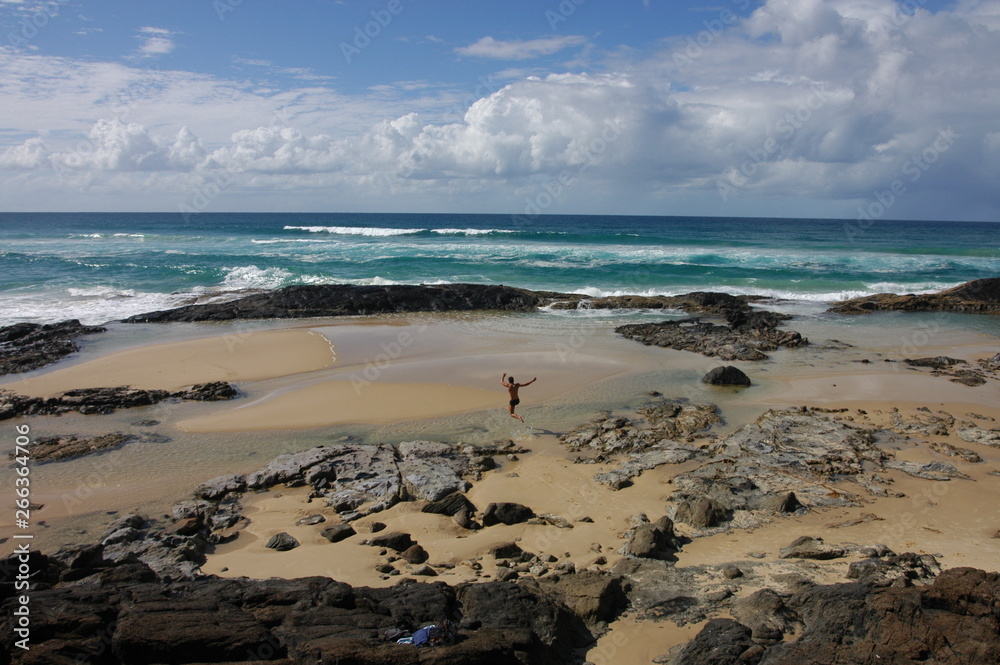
<box><xmin>2</xmin><ymin>290</ymin><xmax>999</xmax><ymax>664</ymax></box>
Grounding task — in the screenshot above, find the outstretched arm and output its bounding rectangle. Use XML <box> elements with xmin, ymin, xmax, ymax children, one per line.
<box><xmin>500</xmin><ymin>372</ymin><xmax>509</xmax><ymax>387</ymax></box>
<box><xmin>524</xmin><ymin>377</ymin><xmax>537</xmax><ymax>386</ymax></box>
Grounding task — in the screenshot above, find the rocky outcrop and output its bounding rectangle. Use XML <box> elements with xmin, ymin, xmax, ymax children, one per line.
<box><xmin>559</xmin><ymin>399</ymin><xmax>718</xmax><ymax>489</ymax></box>
<box><xmin>828</xmin><ymin>277</ymin><xmax>1000</xmax><ymax>315</ymax></box>
<box><xmin>122</xmin><ymin>283</ymin><xmax>554</xmax><ymax>322</ymax></box>
<box><xmin>549</xmin><ymin>291</ymin><xmax>762</xmax><ymax>315</ymax></box>
<box><xmin>0</xmin><ymin>319</ymin><xmax>106</xmax><ymax>375</ymax></box>
<box><xmin>666</xmin><ymin>567</ymin><xmax>1000</xmax><ymax>665</ymax></box>
<box><xmin>615</xmin><ymin>314</ymin><xmax>806</xmax><ymax>361</ymax></box>
<box><xmin>665</xmin><ymin>408</ymin><xmax>893</xmax><ymax>533</ymax></box>
<box><xmin>0</xmin><ymin>381</ymin><xmax>238</xmax><ymax>421</ymax></box>
<box><xmin>0</xmin><ymin>552</ymin><xmax>606</xmax><ymax>665</ymax></box>
<box><xmin>9</xmin><ymin>432</ymin><xmax>136</xmax><ymax>463</ymax></box>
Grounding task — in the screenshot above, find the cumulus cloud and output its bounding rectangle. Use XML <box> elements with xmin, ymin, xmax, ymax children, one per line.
<box><xmin>1</xmin><ymin>0</ymin><xmax>999</xmax><ymax>219</ymax></box>
<box><xmin>455</xmin><ymin>35</ymin><xmax>589</xmax><ymax>59</ymax></box>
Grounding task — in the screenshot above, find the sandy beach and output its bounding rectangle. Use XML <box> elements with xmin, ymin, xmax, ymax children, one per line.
<box><xmin>2</xmin><ymin>308</ymin><xmax>998</xmax><ymax>664</ymax></box>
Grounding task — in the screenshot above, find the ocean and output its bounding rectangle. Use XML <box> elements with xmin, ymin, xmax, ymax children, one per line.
<box><xmin>1</xmin><ymin>212</ymin><xmax>998</xmax><ymax>326</ymax></box>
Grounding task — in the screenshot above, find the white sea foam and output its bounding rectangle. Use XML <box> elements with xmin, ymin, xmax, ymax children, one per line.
<box><xmin>221</xmin><ymin>265</ymin><xmax>294</xmax><ymax>290</ymax></box>
<box><xmin>285</xmin><ymin>225</ymin><xmax>425</xmax><ymax>237</ymax></box>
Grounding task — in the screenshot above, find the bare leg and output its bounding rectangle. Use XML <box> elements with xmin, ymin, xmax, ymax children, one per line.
<box><xmin>508</xmin><ymin>405</ymin><xmax>524</xmax><ymax>422</ymax></box>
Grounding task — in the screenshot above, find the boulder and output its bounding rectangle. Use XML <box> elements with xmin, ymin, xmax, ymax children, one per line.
<box><xmin>320</xmin><ymin>523</ymin><xmax>356</xmax><ymax>543</ymax></box>
<box><xmin>622</xmin><ymin>516</ymin><xmax>678</xmax><ymax>559</ymax></box>
<box><xmin>483</xmin><ymin>502</ymin><xmax>535</xmax><ymax>526</ymax></box>
<box><xmin>264</xmin><ymin>532</ymin><xmax>299</xmax><ymax>551</ymax></box>
<box><xmin>673</xmin><ymin>496</ymin><xmax>731</xmax><ymax>528</ymax></box>
<box><xmin>400</xmin><ymin>544</ymin><xmax>429</xmax><ymax>565</ymax></box>
<box><xmin>366</xmin><ymin>531</ymin><xmax>414</xmax><ymax>552</ymax></box>
<box><xmin>489</xmin><ymin>542</ymin><xmax>525</xmax><ymax>560</ymax></box>
<box><xmin>701</xmin><ymin>365</ymin><xmax>752</xmax><ymax>387</ymax></box>
<box><xmin>422</xmin><ymin>492</ymin><xmax>478</xmax><ymax>516</ymax></box>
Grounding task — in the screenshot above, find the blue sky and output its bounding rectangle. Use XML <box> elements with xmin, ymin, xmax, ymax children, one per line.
<box><xmin>1</xmin><ymin>0</ymin><xmax>998</xmax><ymax>220</ymax></box>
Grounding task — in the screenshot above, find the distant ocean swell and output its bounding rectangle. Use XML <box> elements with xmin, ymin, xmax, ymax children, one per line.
<box><xmin>0</xmin><ymin>213</ymin><xmax>996</xmax><ymax>325</ymax></box>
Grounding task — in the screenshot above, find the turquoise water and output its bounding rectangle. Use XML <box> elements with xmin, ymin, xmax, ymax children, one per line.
<box><xmin>0</xmin><ymin>212</ymin><xmax>997</xmax><ymax>325</ymax></box>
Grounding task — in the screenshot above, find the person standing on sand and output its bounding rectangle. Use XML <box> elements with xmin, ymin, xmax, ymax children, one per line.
<box><xmin>501</xmin><ymin>372</ymin><xmax>536</xmax><ymax>422</ymax></box>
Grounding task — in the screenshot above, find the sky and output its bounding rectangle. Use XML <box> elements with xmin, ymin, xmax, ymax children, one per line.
<box><xmin>0</xmin><ymin>0</ymin><xmax>998</xmax><ymax>221</ymax></box>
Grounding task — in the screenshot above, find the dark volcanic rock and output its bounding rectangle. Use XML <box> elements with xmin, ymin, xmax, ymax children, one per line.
<box><xmin>123</xmin><ymin>283</ymin><xmax>551</xmax><ymax>322</ymax></box>
<box><xmin>622</xmin><ymin>516</ymin><xmax>679</xmax><ymax>559</ymax></box>
<box><xmin>828</xmin><ymin>277</ymin><xmax>1000</xmax><ymax>315</ymax></box>
<box><xmin>264</xmin><ymin>532</ymin><xmax>299</xmax><ymax>551</ymax></box>
<box><xmin>616</xmin><ymin>315</ymin><xmax>805</xmax><ymax>362</ymax></box>
<box><xmin>667</xmin><ymin>567</ymin><xmax>1000</xmax><ymax>665</ymax></box>
<box><xmin>422</xmin><ymin>492</ymin><xmax>478</xmax><ymax>517</ymax></box>
<box><xmin>0</xmin><ymin>382</ymin><xmax>239</xmax><ymax>422</ymax></box>
<box><xmin>669</xmin><ymin>618</ymin><xmax>756</xmax><ymax>665</ymax></box>
<box><xmin>0</xmin><ymin>319</ymin><xmax>106</xmax><ymax>376</ymax></box>
<box><xmin>702</xmin><ymin>365</ymin><xmax>752</xmax><ymax>387</ymax></box>
<box><xmin>0</xmin><ymin>550</ymin><xmax>608</xmax><ymax>665</ymax></box>
<box><xmin>366</xmin><ymin>531</ymin><xmax>414</xmax><ymax>552</ymax></box>
<box><xmin>320</xmin><ymin>523</ymin><xmax>356</xmax><ymax>543</ymax></box>
<box><xmin>483</xmin><ymin>502</ymin><xmax>535</xmax><ymax>526</ymax></box>
<box><xmin>14</xmin><ymin>432</ymin><xmax>136</xmax><ymax>463</ymax></box>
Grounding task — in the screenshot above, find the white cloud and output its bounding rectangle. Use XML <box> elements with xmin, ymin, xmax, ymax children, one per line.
<box><xmin>455</xmin><ymin>35</ymin><xmax>589</xmax><ymax>60</ymax></box>
<box><xmin>135</xmin><ymin>26</ymin><xmax>176</xmax><ymax>58</ymax></box>
<box><xmin>1</xmin><ymin>0</ymin><xmax>999</xmax><ymax>219</ymax></box>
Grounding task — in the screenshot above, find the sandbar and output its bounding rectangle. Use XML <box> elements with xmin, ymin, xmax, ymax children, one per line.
<box><xmin>2</xmin><ymin>328</ymin><xmax>336</xmax><ymax>396</ymax></box>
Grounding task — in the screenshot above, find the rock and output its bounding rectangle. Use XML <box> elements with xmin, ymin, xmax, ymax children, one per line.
<box><xmin>320</xmin><ymin>523</ymin><xmax>356</xmax><ymax>543</ymax></box>
<box><xmin>928</xmin><ymin>441</ymin><xmax>982</xmax><ymax>463</ymax></box>
<box><xmin>397</xmin><ymin>440</ymin><xmax>471</xmax><ymax>501</ymax></box>
<box><xmin>164</xmin><ymin>517</ymin><xmax>202</xmax><ymax>537</ymax></box>
<box><xmin>0</xmin><ymin>545</ymin><xmax>610</xmax><ymax>665</ymax></box>
<box><xmin>264</xmin><ymin>532</ymin><xmax>299</xmax><ymax>551</ymax></box>
<box><xmin>957</xmin><ymin>425</ymin><xmax>1000</xmax><ymax>446</ymax></box>
<box><xmin>401</xmin><ymin>544</ymin><xmax>429</xmax><ymax>564</ymax></box>
<box><xmin>886</xmin><ymin>459</ymin><xmax>971</xmax><ymax>480</ymax></box>
<box><xmin>828</xmin><ymin>278</ymin><xmax>1000</xmax><ymax>315</ymax></box>
<box><xmin>194</xmin><ymin>473</ymin><xmax>246</xmax><ymax>500</ymax></box>
<box><xmin>731</xmin><ymin>588</ymin><xmax>795</xmax><ymax>641</ymax></box>
<box><xmin>905</xmin><ymin>356</ymin><xmax>968</xmax><ymax>369</ymax></box>
<box><xmin>422</xmin><ymin>492</ymin><xmax>478</xmax><ymax>516</ymax></box>
<box><xmin>756</xmin><ymin>491</ymin><xmax>804</xmax><ymax>514</ymax></box>
<box><xmin>529</xmin><ymin>571</ymin><xmax>629</xmax><ymax>631</ymax></box>
<box><xmin>668</xmin><ymin>618</ymin><xmax>756</xmax><ymax>665</ymax></box>
<box><xmin>489</xmin><ymin>541</ymin><xmax>525</xmax><ymax>560</ymax></box>
<box><xmin>124</xmin><ymin>283</ymin><xmax>553</xmax><ymax>322</ymax></box>
<box><xmin>616</xmin><ymin>306</ymin><xmax>806</xmax><ymax>362</ymax></box>
<box><xmin>0</xmin><ymin>383</ymin><xmax>238</xmax><ymax>422</ymax></box>
<box><xmin>245</xmin><ymin>446</ymin><xmax>339</xmax><ymax>489</ymax></box>
<box><xmin>483</xmin><ymin>502</ymin><xmax>535</xmax><ymax>526</ymax></box>
<box><xmin>367</xmin><ymin>521</ymin><xmax>387</xmax><ymax>533</ymax></box>
<box><xmin>295</xmin><ymin>514</ymin><xmax>326</xmax><ymax>526</ymax></box>
<box><xmin>673</xmin><ymin>496</ymin><xmax>732</xmax><ymax>528</ymax></box>
<box><xmin>622</xmin><ymin>516</ymin><xmax>678</xmax><ymax>559</ymax></box>
<box><xmin>13</xmin><ymin>432</ymin><xmax>136</xmax><ymax>463</ymax></box>
<box><xmin>846</xmin><ymin>552</ymin><xmax>941</xmax><ymax>587</ymax></box>
<box><xmin>778</xmin><ymin>536</ymin><xmax>846</xmax><ymax>560</ymax></box>
<box><xmin>0</xmin><ymin>319</ymin><xmax>106</xmax><ymax>375</ymax></box>
<box><xmin>366</xmin><ymin>531</ymin><xmax>414</xmax><ymax>552</ymax></box>
<box><xmin>411</xmin><ymin>564</ymin><xmax>437</xmax><ymax>576</ymax></box>
<box><xmin>701</xmin><ymin>365</ymin><xmax>752</xmax><ymax>387</ymax></box>
<box><xmin>538</xmin><ymin>513</ymin><xmax>574</xmax><ymax>529</ymax></box>
<box><xmin>720</xmin><ymin>564</ymin><xmax>743</xmax><ymax>579</ymax></box>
